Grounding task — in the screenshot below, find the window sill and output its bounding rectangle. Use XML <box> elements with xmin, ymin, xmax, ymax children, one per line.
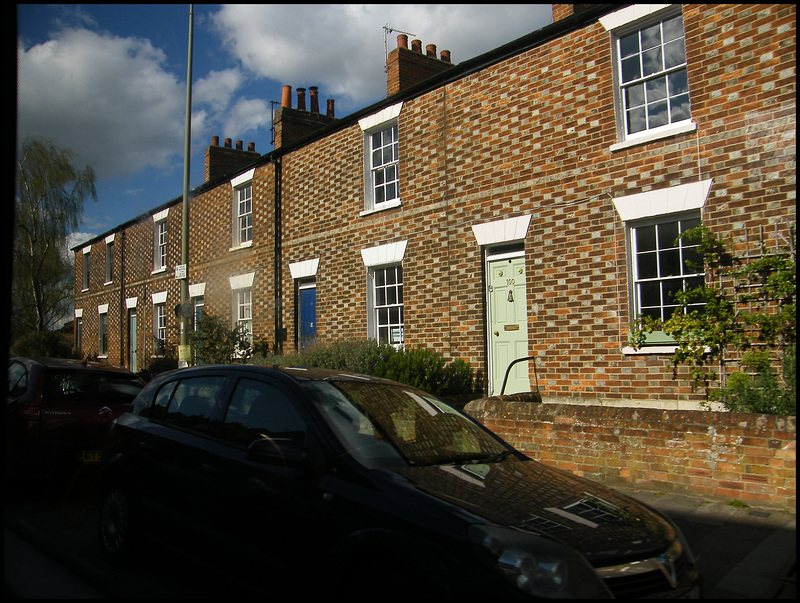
<box><xmin>104</xmin><ymin>281</ymin><xmax>113</xmax><ymax>286</ymax></box>
<box><xmin>610</xmin><ymin>121</ymin><xmax>697</xmax><ymax>152</ymax></box>
<box><xmin>360</xmin><ymin>199</ymin><xmax>402</xmax><ymax>217</ymax></box>
<box><xmin>622</xmin><ymin>345</ymin><xmax>677</xmax><ymax>355</ymax></box>
<box><xmin>229</xmin><ymin>241</ymin><xmax>253</xmax><ymax>252</ymax></box>
<box><xmin>151</xmin><ymin>266</ymin><xmax>167</xmax><ymax>275</ymax></box>
<box><xmin>81</xmin><ymin>288</ymin><xmax>89</xmax><ymax>293</ymax></box>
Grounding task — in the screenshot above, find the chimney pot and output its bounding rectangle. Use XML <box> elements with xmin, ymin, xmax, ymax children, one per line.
<box><xmin>397</xmin><ymin>34</ymin><xmax>408</xmax><ymax>49</ymax></box>
<box><xmin>309</xmin><ymin>86</ymin><xmax>319</xmax><ymax>113</ymax></box>
<box><xmin>297</xmin><ymin>87</ymin><xmax>306</xmax><ymax>111</ymax></box>
<box><xmin>327</xmin><ymin>98</ymin><xmax>335</xmax><ymax>118</ymax></box>
<box><xmin>235</xmin><ymin>140</ymin><xmax>243</xmax><ymax>150</ymax></box>
<box><xmin>426</xmin><ymin>43</ymin><xmax>437</xmax><ymax>57</ymax></box>
<box><xmin>224</xmin><ymin>138</ymin><xmax>232</xmax><ymax>148</ymax></box>
<box><xmin>281</xmin><ymin>84</ymin><xmax>292</xmax><ymax>108</ymax></box>
<box><xmin>440</xmin><ymin>49</ymin><xmax>451</xmax><ymax>63</ymax></box>
<box><xmin>211</xmin><ymin>135</ymin><xmax>219</xmax><ymax>146</ymax></box>
<box><xmin>411</xmin><ymin>39</ymin><xmax>422</xmax><ymax>53</ymax></box>
<box><xmin>248</xmin><ymin>142</ymin><xmax>255</xmax><ymax>152</ymax></box>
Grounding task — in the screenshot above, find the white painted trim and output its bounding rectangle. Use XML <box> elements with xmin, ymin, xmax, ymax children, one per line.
<box><xmin>82</xmin><ymin>246</ymin><xmax>91</xmax><ymax>255</ymax></box>
<box><xmin>610</xmin><ymin>120</ymin><xmax>697</xmax><ymax>152</ymax></box>
<box><xmin>612</xmin><ymin>179</ymin><xmax>712</xmax><ymax>222</ymax></box>
<box><xmin>152</xmin><ymin>208</ymin><xmax>169</xmax><ymax>222</ymax></box>
<box><xmin>289</xmin><ymin>258</ymin><xmax>320</xmax><ymax>279</ymax></box>
<box><xmin>599</xmin><ymin>4</ymin><xmax>673</xmax><ymax>31</ymax></box>
<box><xmin>358</xmin><ymin>101</ymin><xmax>403</xmax><ymax>131</ymax></box>
<box><xmin>151</xmin><ymin>291</ymin><xmax>168</xmax><ymax>305</ymax></box>
<box><xmin>231</xmin><ymin>168</ymin><xmax>255</xmax><ymax>188</ymax></box>
<box><xmin>105</xmin><ymin>233</ymin><xmax>115</xmax><ymax>244</ymax></box>
<box><xmin>229</xmin><ymin>272</ymin><xmax>255</xmax><ymax>290</ymax></box>
<box><xmin>188</xmin><ymin>283</ymin><xmax>206</xmax><ymax>297</ymax></box>
<box><xmin>98</xmin><ymin>304</ymin><xmax>109</xmax><ymax>314</ymax></box>
<box><xmin>74</xmin><ymin>308</ymin><xmax>83</xmax><ymax>318</ymax></box>
<box><xmin>125</xmin><ymin>297</ymin><xmax>138</xmax><ymax>309</ymax></box>
<box><xmin>471</xmin><ymin>214</ymin><xmax>532</xmax><ymax>246</ymax></box>
<box><xmin>361</xmin><ymin>240</ymin><xmax>408</xmax><ymax>267</ymax></box>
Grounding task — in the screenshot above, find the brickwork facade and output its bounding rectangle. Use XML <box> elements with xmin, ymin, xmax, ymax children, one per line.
<box><xmin>73</xmin><ymin>5</ymin><xmax>795</xmax><ymax>408</ymax></box>
<box><xmin>465</xmin><ymin>398</ymin><xmax>796</xmax><ymax>507</ymax></box>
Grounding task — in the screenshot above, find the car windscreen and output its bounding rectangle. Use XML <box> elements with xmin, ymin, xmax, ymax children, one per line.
<box><xmin>302</xmin><ymin>380</ymin><xmax>510</xmax><ymax>468</ymax></box>
<box><xmin>43</xmin><ymin>370</ymin><xmax>144</xmax><ymax>403</ymax></box>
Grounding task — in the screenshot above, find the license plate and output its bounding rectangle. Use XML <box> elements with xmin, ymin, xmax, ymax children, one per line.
<box><xmin>82</xmin><ymin>450</ymin><xmax>102</xmax><ymax>463</ymax></box>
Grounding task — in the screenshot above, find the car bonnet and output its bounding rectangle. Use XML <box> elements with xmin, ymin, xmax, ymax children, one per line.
<box><xmin>390</xmin><ymin>457</ymin><xmax>675</xmax><ymax>565</ymax></box>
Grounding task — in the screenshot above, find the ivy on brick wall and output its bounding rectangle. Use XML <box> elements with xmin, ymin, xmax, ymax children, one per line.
<box><xmin>630</xmin><ymin>223</ymin><xmax>796</xmax><ymax>415</ymax></box>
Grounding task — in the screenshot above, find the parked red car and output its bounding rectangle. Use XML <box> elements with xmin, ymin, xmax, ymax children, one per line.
<box><xmin>6</xmin><ymin>357</ymin><xmax>145</xmax><ymax>480</ymax></box>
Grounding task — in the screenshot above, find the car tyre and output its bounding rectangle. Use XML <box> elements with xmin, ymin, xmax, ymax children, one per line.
<box><xmin>99</xmin><ymin>484</ymin><xmax>140</xmax><ymax>564</ymax></box>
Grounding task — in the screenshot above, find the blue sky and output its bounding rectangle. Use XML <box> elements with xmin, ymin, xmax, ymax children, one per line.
<box><xmin>17</xmin><ymin>4</ymin><xmax>553</xmax><ymax>248</ymax></box>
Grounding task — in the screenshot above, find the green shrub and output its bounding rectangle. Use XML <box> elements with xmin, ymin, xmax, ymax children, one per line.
<box><xmin>251</xmin><ymin>339</ymin><xmax>476</xmax><ymax>399</ymax></box>
<box><xmin>11</xmin><ymin>329</ymin><xmax>78</xmax><ymax>359</ymax></box>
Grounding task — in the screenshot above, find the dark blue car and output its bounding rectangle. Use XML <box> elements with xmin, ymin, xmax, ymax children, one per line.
<box><xmin>98</xmin><ymin>365</ymin><xmax>701</xmax><ymax>598</ymax></box>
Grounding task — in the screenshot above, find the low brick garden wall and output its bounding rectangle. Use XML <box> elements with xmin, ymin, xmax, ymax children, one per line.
<box><xmin>464</xmin><ymin>397</ymin><xmax>796</xmax><ymax>509</ymax></box>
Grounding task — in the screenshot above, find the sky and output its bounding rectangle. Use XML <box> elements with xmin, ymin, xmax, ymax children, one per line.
<box><xmin>16</xmin><ymin>4</ymin><xmax>554</xmax><ymax>249</ymax></box>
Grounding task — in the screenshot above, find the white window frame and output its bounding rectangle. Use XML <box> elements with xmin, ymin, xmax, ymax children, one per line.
<box><xmin>361</xmin><ymin>240</ymin><xmax>407</xmax><ymax>347</ymax></box>
<box><xmin>152</xmin><ymin>290</ymin><xmax>168</xmax><ymax>357</ymax></box>
<box><xmin>230</xmin><ymin>272</ymin><xmax>255</xmax><ymax>349</ymax></box>
<box><xmin>152</xmin><ymin>208</ymin><xmax>169</xmax><ymax>273</ymax></box>
<box><xmin>105</xmin><ymin>234</ymin><xmax>114</xmax><ymax>284</ymax></box>
<box><xmin>82</xmin><ymin>247</ymin><xmax>90</xmax><ymax>291</ymax></box>
<box><xmin>231</xmin><ymin>169</ymin><xmax>255</xmax><ymax>250</ymax></box>
<box><xmin>601</xmin><ymin>4</ymin><xmax>696</xmax><ymax>151</ymax></box>
<box><xmin>629</xmin><ymin>212</ymin><xmax>705</xmax><ymax>325</ymax></box>
<box><xmin>359</xmin><ymin>102</ymin><xmax>403</xmax><ymax>215</ymax></box>
<box><xmin>234</xmin><ymin>288</ymin><xmax>253</xmax><ymax>345</ymax></box>
<box><xmin>98</xmin><ymin>304</ymin><xmax>108</xmax><ymax>358</ymax></box>
<box><xmin>370</xmin><ymin>264</ymin><xmax>404</xmax><ymax>347</ymax></box>
<box><xmin>612</xmin><ymin>179</ymin><xmax>713</xmax><ymax>353</ymax></box>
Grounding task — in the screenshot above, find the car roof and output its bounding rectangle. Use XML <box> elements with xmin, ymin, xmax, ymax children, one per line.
<box><xmin>152</xmin><ymin>364</ymin><xmax>393</xmax><ymax>386</ymax></box>
<box><xmin>10</xmin><ymin>357</ymin><xmax>138</xmax><ymax>375</ymax></box>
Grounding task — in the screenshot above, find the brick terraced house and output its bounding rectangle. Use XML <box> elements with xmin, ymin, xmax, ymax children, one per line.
<box><xmin>72</xmin><ymin>4</ymin><xmax>796</xmax><ymax>407</ymax></box>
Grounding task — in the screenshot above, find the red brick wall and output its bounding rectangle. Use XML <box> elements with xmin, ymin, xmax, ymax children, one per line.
<box><xmin>466</xmin><ymin>399</ymin><xmax>797</xmax><ymax>507</ymax></box>
<box><xmin>73</xmin><ymin>4</ymin><xmax>795</xmax><ymax>405</ymax></box>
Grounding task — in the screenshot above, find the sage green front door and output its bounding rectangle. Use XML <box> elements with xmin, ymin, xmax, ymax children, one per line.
<box><xmin>488</xmin><ymin>255</ymin><xmax>530</xmax><ymax>395</ymax></box>
<box><xmin>128</xmin><ymin>308</ymin><xmax>137</xmax><ymax>373</ymax></box>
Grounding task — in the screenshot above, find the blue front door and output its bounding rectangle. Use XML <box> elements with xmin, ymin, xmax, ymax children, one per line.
<box><xmin>299</xmin><ymin>284</ymin><xmax>317</xmax><ymax>349</ymax></box>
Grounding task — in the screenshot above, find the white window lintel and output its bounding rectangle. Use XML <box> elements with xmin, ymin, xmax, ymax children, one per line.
<box><xmin>361</xmin><ymin>240</ymin><xmax>408</xmax><ymax>268</ymax></box>
<box><xmin>612</xmin><ymin>178</ymin><xmax>713</xmax><ymax>222</ymax></box>
<box><xmin>229</xmin><ymin>272</ymin><xmax>255</xmax><ymax>290</ymax></box>
<box><xmin>359</xmin><ymin>101</ymin><xmax>403</xmax><ymax>132</ymax></box>
<box><xmin>289</xmin><ymin>258</ymin><xmax>320</xmax><ymax>280</ymax></box>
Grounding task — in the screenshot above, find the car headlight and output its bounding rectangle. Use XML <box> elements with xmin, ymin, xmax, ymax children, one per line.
<box><xmin>470</xmin><ymin>525</ymin><xmax>612</xmax><ymax>599</ymax></box>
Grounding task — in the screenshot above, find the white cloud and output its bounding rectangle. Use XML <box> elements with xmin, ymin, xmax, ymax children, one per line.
<box><xmin>17</xmin><ymin>28</ymin><xmax>186</xmax><ymax>179</ymax></box>
<box><xmin>224</xmin><ymin>99</ymin><xmax>272</xmax><ymax>142</ymax></box>
<box><xmin>194</xmin><ymin>68</ymin><xmax>246</xmax><ymax>112</ymax></box>
<box><xmin>210</xmin><ymin>4</ymin><xmax>553</xmax><ymax>113</ymax></box>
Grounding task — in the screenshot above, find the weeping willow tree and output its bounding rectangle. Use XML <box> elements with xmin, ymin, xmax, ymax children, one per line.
<box><xmin>13</xmin><ymin>137</ymin><xmax>96</xmax><ymax>349</ymax></box>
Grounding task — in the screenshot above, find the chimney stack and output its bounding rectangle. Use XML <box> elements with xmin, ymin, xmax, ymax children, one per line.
<box><xmin>204</xmin><ymin>135</ymin><xmax>259</xmax><ymax>183</ymax></box>
<box><xmin>273</xmin><ymin>84</ymin><xmax>338</xmax><ymax>149</ymax></box>
<box><xmin>386</xmin><ymin>35</ymin><xmax>455</xmax><ymax>96</ymax></box>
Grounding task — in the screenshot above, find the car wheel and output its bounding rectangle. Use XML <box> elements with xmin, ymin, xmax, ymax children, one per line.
<box><xmin>99</xmin><ymin>485</ymin><xmax>139</xmax><ymax>564</ymax></box>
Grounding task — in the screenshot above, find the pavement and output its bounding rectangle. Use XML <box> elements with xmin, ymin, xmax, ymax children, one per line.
<box><xmin>606</xmin><ymin>481</ymin><xmax>796</xmax><ymax>599</ymax></box>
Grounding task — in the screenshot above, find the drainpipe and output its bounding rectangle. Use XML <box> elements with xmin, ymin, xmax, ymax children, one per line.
<box><xmin>119</xmin><ymin>229</ymin><xmax>125</xmax><ymax>367</ymax></box>
<box><xmin>273</xmin><ymin>157</ymin><xmax>285</xmax><ymax>354</ymax></box>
